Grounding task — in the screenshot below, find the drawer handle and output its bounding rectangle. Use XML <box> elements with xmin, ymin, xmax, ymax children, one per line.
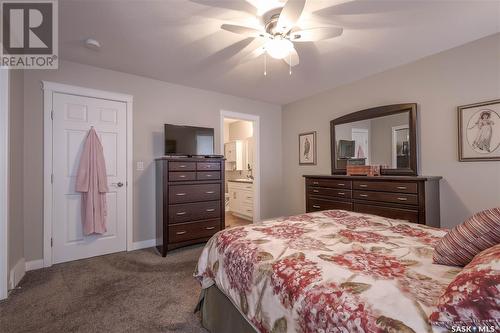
<box><xmin>337</xmin><ymin>192</ymin><xmax>345</xmax><ymax>196</ymax></box>
<box><xmin>205</xmin><ymin>191</ymin><xmax>215</xmax><ymax>194</ymax></box>
<box><xmin>205</xmin><ymin>226</ymin><xmax>215</xmax><ymax>230</ymax></box>
<box><xmin>313</xmin><ymin>181</ymin><xmax>319</xmax><ymax>185</ymax></box>
<box><xmin>176</xmin><ymin>212</ymin><xmax>187</xmax><ymax>216</ymax></box>
<box><xmin>246</xmin><ymin>196</ymin><xmax>252</xmax><ymax>199</ymax></box>
<box><xmin>337</xmin><ymin>183</ymin><xmax>345</xmax><ymax>186</ymax></box>
<box><xmin>179</xmin><ymin>175</ymin><xmax>186</xmax><ymax>178</ymax></box>
<box><xmin>176</xmin><ymin>231</ymin><xmax>187</xmax><ymax>235</ymax></box>
<box><xmin>246</xmin><ymin>209</ymin><xmax>252</xmax><ymax>212</ymax></box>
<box><xmin>359</xmin><ymin>194</ymin><xmax>368</xmax><ymax>197</ymax></box>
<box><xmin>359</xmin><ymin>184</ymin><xmax>368</xmax><ymax>188</ymax></box>
<box><xmin>397</xmin><ymin>186</ymin><xmax>407</xmax><ymax>190</ymax></box>
<box><xmin>206</xmin><ymin>174</ymin><xmax>213</xmax><ymax>177</ymax></box>
<box><xmin>312</xmin><ymin>189</ymin><xmax>319</xmax><ymax>193</ymax></box>
<box><xmin>206</xmin><ymin>208</ymin><xmax>216</xmax><ymax>212</ymax></box>
<box><xmin>179</xmin><ymin>165</ymin><xmax>187</xmax><ymax>168</ymax></box>
<box><xmin>312</xmin><ymin>205</ymin><xmax>321</xmax><ymax>209</ymax></box>
<box><xmin>397</xmin><ymin>197</ymin><xmax>408</xmax><ymax>201</ymax></box>
<box><xmin>175</xmin><ymin>193</ymin><xmax>187</xmax><ymax>196</ymax></box>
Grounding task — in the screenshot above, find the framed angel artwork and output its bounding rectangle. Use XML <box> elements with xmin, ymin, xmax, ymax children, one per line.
<box><xmin>299</xmin><ymin>131</ymin><xmax>317</xmax><ymax>165</ymax></box>
<box><xmin>458</xmin><ymin>99</ymin><xmax>500</xmax><ymax>161</ymax></box>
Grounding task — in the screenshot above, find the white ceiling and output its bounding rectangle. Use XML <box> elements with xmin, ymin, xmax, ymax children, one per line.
<box><xmin>59</xmin><ymin>0</ymin><xmax>500</xmax><ymax>105</ymax></box>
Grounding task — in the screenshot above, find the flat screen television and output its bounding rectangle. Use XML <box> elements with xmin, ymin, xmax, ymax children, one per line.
<box><xmin>164</xmin><ymin>124</ymin><xmax>215</xmax><ymax>156</ymax></box>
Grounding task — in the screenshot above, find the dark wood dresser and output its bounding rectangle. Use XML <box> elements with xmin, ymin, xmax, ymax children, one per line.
<box><xmin>156</xmin><ymin>157</ymin><xmax>225</xmax><ymax>256</ymax></box>
<box><xmin>304</xmin><ymin>175</ymin><xmax>441</xmax><ymax>227</ymax></box>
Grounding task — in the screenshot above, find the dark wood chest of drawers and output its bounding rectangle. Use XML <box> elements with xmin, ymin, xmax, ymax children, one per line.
<box><xmin>304</xmin><ymin>175</ymin><xmax>441</xmax><ymax>227</ymax></box>
<box><xmin>156</xmin><ymin>157</ymin><xmax>225</xmax><ymax>256</ymax></box>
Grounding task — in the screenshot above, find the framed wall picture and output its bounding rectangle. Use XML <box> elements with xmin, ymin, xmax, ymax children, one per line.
<box><xmin>299</xmin><ymin>131</ymin><xmax>317</xmax><ymax>165</ymax></box>
<box><xmin>458</xmin><ymin>99</ymin><xmax>500</xmax><ymax>161</ymax></box>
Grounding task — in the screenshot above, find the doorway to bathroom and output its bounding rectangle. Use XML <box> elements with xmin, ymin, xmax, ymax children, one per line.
<box><xmin>220</xmin><ymin>111</ymin><xmax>260</xmax><ymax>227</ymax></box>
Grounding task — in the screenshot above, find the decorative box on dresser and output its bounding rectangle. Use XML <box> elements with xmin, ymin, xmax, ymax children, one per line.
<box><xmin>304</xmin><ymin>175</ymin><xmax>442</xmax><ymax>227</ymax></box>
<box><xmin>156</xmin><ymin>157</ymin><xmax>225</xmax><ymax>256</ymax></box>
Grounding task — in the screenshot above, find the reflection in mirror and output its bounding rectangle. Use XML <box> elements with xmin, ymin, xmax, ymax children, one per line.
<box><xmin>334</xmin><ymin>112</ymin><xmax>410</xmax><ymax>170</ymax></box>
<box><xmin>392</xmin><ymin>126</ymin><xmax>410</xmax><ymax>168</ymax></box>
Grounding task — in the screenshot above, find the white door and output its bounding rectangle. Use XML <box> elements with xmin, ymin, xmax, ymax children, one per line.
<box><xmin>352</xmin><ymin>128</ymin><xmax>370</xmax><ymax>164</ymax></box>
<box><xmin>52</xmin><ymin>92</ymin><xmax>127</xmax><ymax>264</ymax></box>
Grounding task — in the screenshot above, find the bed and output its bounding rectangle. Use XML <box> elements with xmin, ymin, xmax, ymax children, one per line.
<box><xmin>194</xmin><ymin>210</ymin><xmax>460</xmax><ymax>333</ymax></box>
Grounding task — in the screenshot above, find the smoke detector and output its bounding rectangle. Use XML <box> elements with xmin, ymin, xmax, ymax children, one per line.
<box><xmin>84</xmin><ymin>38</ymin><xmax>101</xmax><ymax>51</ymax></box>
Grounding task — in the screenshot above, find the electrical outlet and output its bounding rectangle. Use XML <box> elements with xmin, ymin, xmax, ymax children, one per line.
<box><xmin>137</xmin><ymin>161</ymin><xmax>144</xmax><ymax>171</ymax></box>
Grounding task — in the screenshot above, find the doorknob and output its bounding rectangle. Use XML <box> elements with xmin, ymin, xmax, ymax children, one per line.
<box><xmin>112</xmin><ymin>182</ymin><xmax>124</xmax><ymax>187</ymax></box>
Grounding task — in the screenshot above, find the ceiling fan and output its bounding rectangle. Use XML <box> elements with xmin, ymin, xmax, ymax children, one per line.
<box><xmin>220</xmin><ymin>0</ymin><xmax>343</xmax><ymax>68</ymax></box>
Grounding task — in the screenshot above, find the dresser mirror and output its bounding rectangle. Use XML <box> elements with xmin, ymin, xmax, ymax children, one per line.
<box><xmin>330</xmin><ymin>104</ymin><xmax>417</xmax><ymax>175</ymax></box>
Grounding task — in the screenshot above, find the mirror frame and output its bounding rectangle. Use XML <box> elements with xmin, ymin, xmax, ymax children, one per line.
<box><xmin>330</xmin><ymin>103</ymin><xmax>418</xmax><ymax>176</ymax></box>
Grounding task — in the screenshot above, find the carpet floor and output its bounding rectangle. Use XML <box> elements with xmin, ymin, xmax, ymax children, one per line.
<box><xmin>0</xmin><ymin>246</ymin><xmax>208</xmax><ymax>333</ymax></box>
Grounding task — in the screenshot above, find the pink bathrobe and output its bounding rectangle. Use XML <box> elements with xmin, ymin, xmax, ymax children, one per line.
<box><xmin>75</xmin><ymin>128</ymin><xmax>109</xmax><ymax>235</ymax></box>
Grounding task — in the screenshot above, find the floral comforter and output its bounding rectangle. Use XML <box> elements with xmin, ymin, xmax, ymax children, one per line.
<box><xmin>195</xmin><ymin>210</ymin><xmax>460</xmax><ymax>333</ymax></box>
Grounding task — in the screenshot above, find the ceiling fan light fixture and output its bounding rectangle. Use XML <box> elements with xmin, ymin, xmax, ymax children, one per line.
<box><xmin>264</xmin><ymin>37</ymin><xmax>294</xmax><ymax>59</ymax></box>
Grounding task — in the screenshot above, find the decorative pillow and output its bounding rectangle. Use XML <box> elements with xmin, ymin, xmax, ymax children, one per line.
<box><xmin>433</xmin><ymin>207</ymin><xmax>500</xmax><ymax>266</ymax></box>
<box><xmin>429</xmin><ymin>244</ymin><xmax>500</xmax><ymax>328</ymax></box>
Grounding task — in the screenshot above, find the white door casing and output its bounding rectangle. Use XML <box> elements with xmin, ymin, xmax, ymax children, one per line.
<box><xmin>0</xmin><ymin>69</ymin><xmax>9</xmax><ymax>300</ymax></box>
<box><xmin>392</xmin><ymin>125</ymin><xmax>410</xmax><ymax>168</ymax></box>
<box><xmin>43</xmin><ymin>82</ymin><xmax>133</xmax><ymax>267</ymax></box>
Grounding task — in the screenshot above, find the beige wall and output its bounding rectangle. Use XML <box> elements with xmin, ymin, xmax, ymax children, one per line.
<box><xmin>8</xmin><ymin>70</ymin><xmax>24</xmax><ymax>275</ymax></box>
<box><xmin>282</xmin><ymin>33</ymin><xmax>500</xmax><ymax>229</ymax></box>
<box><xmin>23</xmin><ymin>60</ymin><xmax>282</xmax><ymax>261</ymax></box>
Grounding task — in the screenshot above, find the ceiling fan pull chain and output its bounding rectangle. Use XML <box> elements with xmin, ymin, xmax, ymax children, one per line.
<box><xmin>289</xmin><ymin>54</ymin><xmax>292</xmax><ymax>75</ymax></box>
<box><xmin>264</xmin><ymin>54</ymin><xmax>267</xmax><ymax>76</ymax></box>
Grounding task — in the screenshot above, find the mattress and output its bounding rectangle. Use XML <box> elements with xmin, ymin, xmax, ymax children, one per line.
<box><xmin>195</xmin><ymin>210</ymin><xmax>460</xmax><ymax>333</ymax></box>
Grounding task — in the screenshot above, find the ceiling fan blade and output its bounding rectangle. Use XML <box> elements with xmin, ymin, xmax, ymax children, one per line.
<box><xmin>276</xmin><ymin>0</ymin><xmax>306</xmax><ymax>34</ymax></box>
<box><xmin>290</xmin><ymin>27</ymin><xmax>343</xmax><ymax>42</ymax></box>
<box><xmin>283</xmin><ymin>48</ymin><xmax>299</xmax><ymax>67</ymax></box>
<box><xmin>221</xmin><ymin>24</ymin><xmax>268</xmax><ymax>38</ymax></box>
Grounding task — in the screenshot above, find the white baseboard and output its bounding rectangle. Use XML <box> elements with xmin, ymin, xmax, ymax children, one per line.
<box><xmin>25</xmin><ymin>259</ymin><xmax>44</xmax><ymax>272</ymax></box>
<box><xmin>21</xmin><ymin>242</ymin><xmax>155</xmax><ymax>275</ymax></box>
<box><xmin>130</xmin><ymin>239</ymin><xmax>156</xmax><ymax>251</ymax></box>
<box><xmin>24</xmin><ymin>241</ymin><xmax>155</xmax><ymax>272</ymax></box>
<box><xmin>9</xmin><ymin>258</ymin><xmax>25</xmax><ymax>289</ymax></box>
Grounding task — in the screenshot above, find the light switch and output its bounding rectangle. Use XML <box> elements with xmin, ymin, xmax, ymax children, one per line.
<box><xmin>137</xmin><ymin>161</ymin><xmax>144</xmax><ymax>171</ymax></box>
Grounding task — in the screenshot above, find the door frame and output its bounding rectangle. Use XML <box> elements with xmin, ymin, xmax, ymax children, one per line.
<box><xmin>391</xmin><ymin>124</ymin><xmax>409</xmax><ymax>168</ymax></box>
<box><xmin>0</xmin><ymin>69</ymin><xmax>9</xmax><ymax>300</ymax></box>
<box><xmin>220</xmin><ymin>110</ymin><xmax>261</xmax><ymax>222</ymax></box>
<box><xmin>42</xmin><ymin>81</ymin><xmax>133</xmax><ymax>267</ymax></box>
